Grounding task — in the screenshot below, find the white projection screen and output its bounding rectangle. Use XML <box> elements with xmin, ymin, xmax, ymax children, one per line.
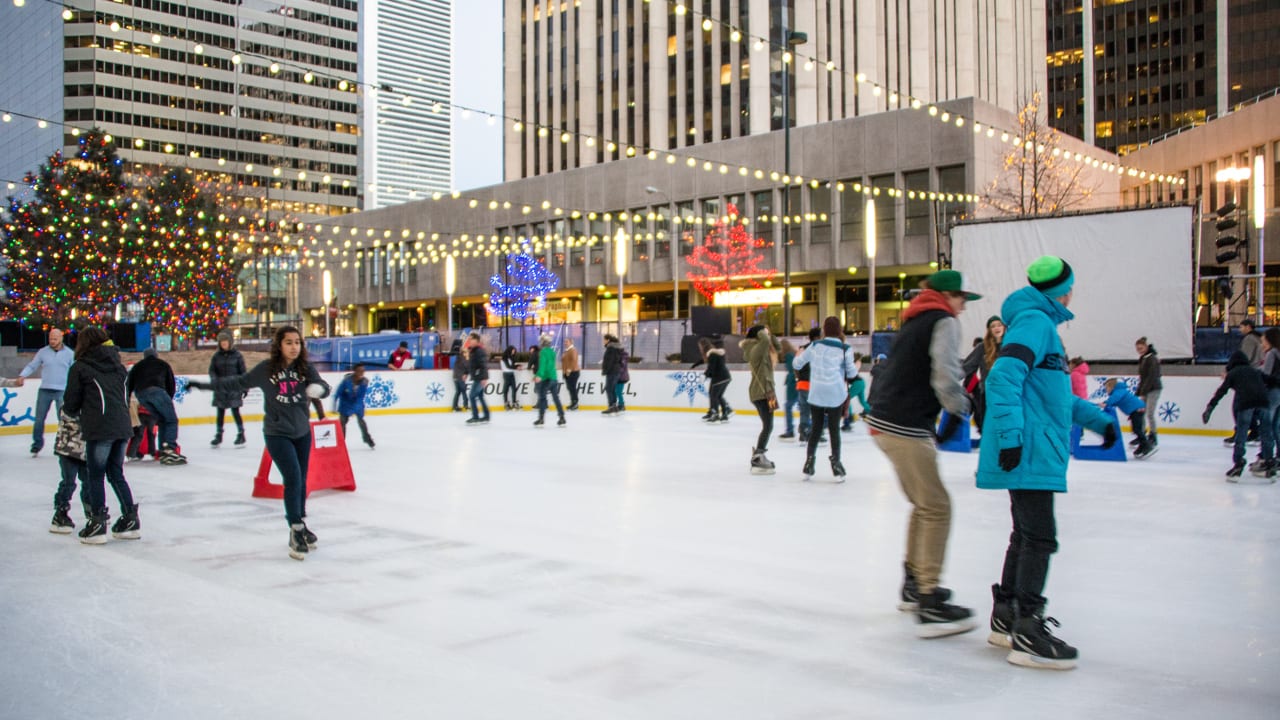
<box><xmin>950</xmin><ymin>206</ymin><xmax>1195</xmax><ymax>361</ymax></box>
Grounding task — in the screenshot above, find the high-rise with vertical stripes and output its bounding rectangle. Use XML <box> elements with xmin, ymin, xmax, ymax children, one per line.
<box><xmin>503</xmin><ymin>0</ymin><xmax>1047</xmax><ymax>180</ymax></box>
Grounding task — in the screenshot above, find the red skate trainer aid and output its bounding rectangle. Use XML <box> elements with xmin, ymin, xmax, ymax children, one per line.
<box><xmin>252</xmin><ymin>419</ymin><xmax>357</xmax><ymax>498</ymax></box>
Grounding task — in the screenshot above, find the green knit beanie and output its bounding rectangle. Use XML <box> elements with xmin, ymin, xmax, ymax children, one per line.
<box><xmin>1027</xmin><ymin>256</ymin><xmax>1074</xmax><ymax>298</ymax></box>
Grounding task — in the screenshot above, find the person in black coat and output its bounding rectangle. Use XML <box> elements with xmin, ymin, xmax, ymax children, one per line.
<box><xmin>601</xmin><ymin>334</ymin><xmax>625</xmax><ymax>415</ymax></box>
<box><xmin>698</xmin><ymin>336</ymin><xmax>732</xmax><ymax>422</ymax></box>
<box><xmin>209</xmin><ymin>329</ymin><xmax>247</xmax><ymax>447</ymax></box>
<box><xmin>127</xmin><ymin>347</ymin><xmax>184</xmax><ymax>463</ymax></box>
<box><xmin>1203</xmin><ymin>350</ymin><xmax>1275</xmax><ymax>478</ymax></box>
<box><xmin>62</xmin><ymin>327</ymin><xmax>140</xmax><ymax>544</ymax></box>
<box><xmin>466</xmin><ymin>333</ymin><xmax>491</xmax><ymax>423</ymax></box>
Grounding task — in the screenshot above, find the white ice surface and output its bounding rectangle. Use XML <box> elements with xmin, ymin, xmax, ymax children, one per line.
<box><xmin>1</xmin><ymin>411</ymin><xmax>1276</xmax><ymax>720</ymax></box>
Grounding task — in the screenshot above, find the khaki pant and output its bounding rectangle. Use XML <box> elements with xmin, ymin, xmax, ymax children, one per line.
<box><xmin>873</xmin><ymin>432</ymin><xmax>953</xmax><ymax>594</ymax></box>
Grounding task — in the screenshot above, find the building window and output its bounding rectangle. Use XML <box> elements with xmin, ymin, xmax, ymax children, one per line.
<box><xmin>871</xmin><ymin>174</ymin><xmax>896</xmax><ymax>242</ymax></box>
<box><xmin>839</xmin><ymin>180</ymin><xmax>864</xmax><ymax>253</ymax></box>
<box><xmin>811</xmin><ymin>185</ymin><xmax>832</xmax><ymax>244</ymax></box>
<box><xmin>903</xmin><ymin>170</ymin><xmax>931</xmax><ymax>237</ymax></box>
<box><xmin>1095</xmin><ymin>120</ymin><xmax>1113</xmax><ymax>138</ymax></box>
<box><xmin>753</xmin><ymin>190</ymin><xmax>774</xmax><ymax>250</ymax></box>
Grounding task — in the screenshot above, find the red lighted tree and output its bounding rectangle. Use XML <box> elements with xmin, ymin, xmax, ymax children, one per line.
<box><xmin>685</xmin><ymin>203</ymin><xmax>776</xmax><ymax>302</ymax></box>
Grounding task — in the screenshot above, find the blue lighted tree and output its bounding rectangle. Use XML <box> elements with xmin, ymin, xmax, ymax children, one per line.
<box><xmin>487</xmin><ymin>253</ymin><xmax>559</xmax><ymax>320</ymax></box>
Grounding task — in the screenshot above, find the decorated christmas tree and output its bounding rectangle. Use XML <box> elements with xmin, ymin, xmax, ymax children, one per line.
<box><xmin>487</xmin><ymin>252</ymin><xmax>559</xmax><ymax>321</ymax></box>
<box><xmin>2</xmin><ymin>130</ymin><xmax>242</xmax><ymax>336</ymax></box>
<box><xmin>685</xmin><ymin>203</ymin><xmax>776</xmax><ymax>302</ymax></box>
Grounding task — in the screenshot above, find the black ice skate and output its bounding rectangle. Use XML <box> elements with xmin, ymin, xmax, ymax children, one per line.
<box><xmin>830</xmin><ymin>456</ymin><xmax>846</xmax><ymax>482</ymax></box>
<box><xmin>778</xmin><ymin>431</ymin><xmax>796</xmax><ymax>441</ymax></box>
<box><xmin>49</xmin><ymin>507</ymin><xmax>75</xmax><ymax>534</ymax></box>
<box><xmin>1008</xmin><ymin>614</ymin><xmax>1078</xmax><ymax>670</ymax></box>
<box><xmin>210</xmin><ymin>430</ymin><xmax>223</xmax><ymax>447</ymax></box>
<box><xmin>915</xmin><ymin>592</ymin><xmax>977</xmax><ymax>639</ymax></box>
<box><xmin>158</xmin><ymin>444</ymin><xmax>187</xmax><ymax>466</ymax></box>
<box><xmin>1226</xmin><ymin>461</ymin><xmax>1246</xmax><ymax>480</ymax></box>
<box><xmin>302</xmin><ymin>523</ymin><xmax>317</xmax><ymax>549</ymax></box>
<box><xmin>557</xmin><ymin>416</ymin><xmax>566</xmax><ymax>428</ymax></box>
<box><xmin>700</xmin><ymin>411</ymin><xmax>716</xmax><ymax>422</ymax></box>
<box><xmin>78</xmin><ymin>514</ymin><xmax>108</xmax><ymax>545</ymax></box>
<box><xmin>802</xmin><ymin>455</ymin><xmax>815</xmax><ymax>480</ymax></box>
<box><xmin>987</xmin><ymin>584</ymin><xmax>1015</xmax><ymax>648</ymax></box>
<box><xmin>289</xmin><ymin>524</ymin><xmax>309</xmax><ymax>560</ymax></box>
<box><xmin>1133</xmin><ymin>443</ymin><xmax>1158</xmax><ymax>460</ymax></box>
<box><xmin>234</xmin><ymin>430</ymin><xmax>246</xmax><ymax>447</ymax></box>
<box><xmin>111</xmin><ymin>504</ymin><xmax>141</xmax><ymax>540</ymax></box>
<box><xmin>897</xmin><ymin>563</ymin><xmax>952</xmax><ymax>611</ymax></box>
<box><xmin>533</xmin><ymin>416</ymin><xmax>545</xmax><ymax>427</ymax></box>
<box><xmin>750</xmin><ymin>448</ymin><xmax>775</xmax><ymax>475</ymax></box>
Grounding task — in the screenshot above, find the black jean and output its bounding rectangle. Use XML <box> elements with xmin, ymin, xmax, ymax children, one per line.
<box><xmin>999</xmin><ymin>489</ymin><xmax>1058</xmax><ymax>616</ymax></box>
<box><xmin>708</xmin><ymin>380</ymin><xmax>731</xmax><ymax>416</ymax></box>
<box><xmin>502</xmin><ymin>372</ymin><xmax>518</xmax><ymax>406</ymax></box>
<box><xmin>469</xmin><ymin>381</ymin><xmax>490</xmax><ymax>420</ymax></box>
<box><xmin>452</xmin><ymin>379</ymin><xmax>469</xmax><ymax>410</ymax></box>
<box><xmin>340</xmin><ymin>412</ymin><xmax>373</xmax><ymax>444</ymax></box>
<box><xmin>84</xmin><ymin>439</ymin><xmax>134</xmax><ymax>517</ymax></box>
<box><xmin>565</xmin><ymin>371</ymin><xmax>581</xmax><ymax>406</ymax></box>
<box><xmin>752</xmin><ymin>398</ymin><xmax>774</xmax><ymax>451</ymax></box>
<box><xmin>55</xmin><ymin>456</ymin><xmax>86</xmax><ymax>510</ymax></box>
<box><xmin>536</xmin><ymin>380</ymin><xmax>565</xmax><ymax>418</ymax></box>
<box><xmin>264</xmin><ymin>433</ymin><xmax>311</xmax><ymax>526</ymax></box>
<box><xmin>805</xmin><ymin>405</ymin><xmax>844</xmax><ymax>460</ymax></box>
<box><xmin>216</xmin><ymin>407</ymin><xmax>244</xmax><ymax>433</ymax></box>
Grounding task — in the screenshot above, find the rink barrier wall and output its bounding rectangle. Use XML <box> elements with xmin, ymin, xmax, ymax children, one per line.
<box><xmin>0</xmin><ymin>370</ymin><xmax>1234</xmax><ymax>436</ymax></box>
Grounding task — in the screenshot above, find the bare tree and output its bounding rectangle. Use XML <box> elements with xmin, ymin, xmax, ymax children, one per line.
<box><xmin>986</xmin><ymin>91</ymin><xmax>1098</xmax><ymax>217</ymax></box>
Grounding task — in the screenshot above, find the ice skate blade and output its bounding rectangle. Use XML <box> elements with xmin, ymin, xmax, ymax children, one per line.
<box><xmin>289</xmin><ymin>548</ymin><xmax>307</xmax><ymax>561</ymax></box>
<box><xmin>1007</xmin><ymin>649</ymin><xmax>1076</xmax><ymax>670</ymax></box>
<box><xmin>915</xmin><ymin>618</ymin><xmax>977</xmax><ymax>639</ymax></box>
<box><xmin>750</xmin><ymin>467</ymin><xmax>776</xmax><ymax>475</ymax></box>
<box><xmin>112</xmin><ymin>530</ymin><xmax>140</xmax><ymax>540</ymax></box>
<box><xmin>49</xmin><ymin>525</ymin><xmax>73</xmax><ymax>535</ymax></box>
<box><xmin>79</xmin><ymin>535</ymin><xmax>107</xmax><ymax>546</ymax></box>
<box><xmin>897</xmin><ymin>601</ymin><xmax>917</xmax><ymax>612</ymax></box>
<box><xmin>987</xmin><ymin>631</ymin><xmax>1012</xmax><ymax>648</ymax></box>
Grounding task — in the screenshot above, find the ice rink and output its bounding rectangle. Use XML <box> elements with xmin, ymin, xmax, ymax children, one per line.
<box><xmin>1</xmin><ymin>409</ymin><xmax>1276</xmax><ymax>719</ymax></box>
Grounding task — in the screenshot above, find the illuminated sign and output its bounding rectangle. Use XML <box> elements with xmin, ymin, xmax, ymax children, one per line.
<box><xmin>712</xmin><ymin>287</ymin><xmax>804</xmax><ymax>307</ymax></box>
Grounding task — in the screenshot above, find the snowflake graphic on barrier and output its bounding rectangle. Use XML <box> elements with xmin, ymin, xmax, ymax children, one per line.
<box><xmin>1089</xmin><ymin>376</ymin><xmax>1139</xmax><ymax>402</ymax></box>
<box><xmin>0</xmin><ymin>389</ymin><xmax>36</xmax><ymax>427</ymax></box>
<box><xmin>425</xmin><ymin>382</ymin><xmax>445</xmax><ymax>401</ymax></box>
<box><xmin>667</xmin><ymin>371</ymin><xmax>708</xmax><ymax>405</ymax></box>
<box><xmin>174</xmin><ymin>376</ymin><xmax>190</xmax><ymax>404</ymax></box>
<box><xmin>1158</xmin><ymin>401</ymin><xmax>1180</xmax><ymax>424</ymax></box>
<box><xmin>364</xmin><ymin>375</ymin><xmax>400</xmax><ymax>409</ymax></box>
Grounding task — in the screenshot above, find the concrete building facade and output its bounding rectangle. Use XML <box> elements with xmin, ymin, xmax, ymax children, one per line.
<box><xmin>503</xmin><ymin>0</ymin><xmax>1047</xmax><ymax>180</ymax></box>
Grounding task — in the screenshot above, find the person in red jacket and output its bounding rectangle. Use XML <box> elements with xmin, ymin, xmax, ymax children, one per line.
<box><xmin>388</xmin><ymin>341</ymin><xmax>413</xmax><ymax>370</ymax></box>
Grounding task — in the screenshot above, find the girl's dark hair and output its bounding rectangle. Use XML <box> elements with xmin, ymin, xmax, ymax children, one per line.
<box><xmin>74</xmin><ymin>326</ymin><xmax>109</xmax><ymax>360</ymax></box>
<box><xmin>269</xmin><ymin>326</ymin><xmax>309</xmax><ymax>375</ymax></box>
<box><xmin>503</xmin><ymin>345</ymin><xmax>517</xmax><ymax>360</ymax></box>
<box><xmin>821</xmin><ymin>316</ymin><xmax>843</xmax><ymax>341</ymax></box>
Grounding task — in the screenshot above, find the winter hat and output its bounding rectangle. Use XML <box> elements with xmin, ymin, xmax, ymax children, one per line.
<box><xmin>143</xmin><ymin>347</ymin><xmax>157</xmax><ymax>359</ymax></box>
<box><xmin>925</xmin><ymin>269</ymin><xmax>982</xmax><ymax>300</ymax></box>
<box><xmin>1027</xmin><ymin>256</ymin><xmax>1074</xmax><ymax>298</ymax></box>
<box><xmin>216</xmin><ymin>329</ymin><xmax>233</xmax><ymax>344</ymax></box>
<box><xmin>986</xmin><ymin>315</ymin><xmax>1003</xmax><ymax>328</ymax></box>
<box><xmin>745</xmin><ymin>324</ymin><xmax>765</xmax><ymax>339</ymax></box>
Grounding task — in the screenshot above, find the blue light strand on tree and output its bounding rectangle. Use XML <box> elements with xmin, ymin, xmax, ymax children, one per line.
<box><xmin>486</xmin><ymin>252</ymin><xmax>559</xmax><ymax>320</ymax></box>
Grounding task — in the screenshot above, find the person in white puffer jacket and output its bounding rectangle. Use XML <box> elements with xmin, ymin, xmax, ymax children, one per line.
<box><xmin>792</xmin><ymin>316</ymin><xmax>857</xmax><ymax>481</ymax></box>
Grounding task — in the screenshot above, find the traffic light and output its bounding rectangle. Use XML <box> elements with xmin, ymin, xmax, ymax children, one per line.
<box><xmin>1214</xmin><ymin>202</ymin><xmax>1245</xmax><ymax>264</ymax></box>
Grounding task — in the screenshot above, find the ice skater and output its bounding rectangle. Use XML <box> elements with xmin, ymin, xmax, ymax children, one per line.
<box><xmin>1135</xmin><ymin>337</ymin><xmax>1162</xmax><ymax>447</ymax></box>
<box><xmin>562</xmin><ymin>337</ymin><xmax>581</xmax><ymax>410</ymax></box>
<box><xmin>188</xmin><ymin>326</ymin><xmax>331</xmax><ymax>560</ymax></box>
<box><xmin>602</xmin><ymin>334</ymin><xmax>626</xmax><ymax>415</ymax></box>
<box><xmin>209</xmin><ymin>329</ymin><xmax>247</xmax><ymax>448</ymax></box>
<box><xmin>62</xmin><ymin>327</ymin><xmax>141</xmax><ymax>544</ymax></box>
<box><xmin>1101</xmin><ymin>379</ymin><xmax>1155</xmax><ymax>459</ymax></box>
<box><xmin>841</xmin><ymin>357</ymin><xmax>870</xmax><ymax>431</ymax></box>
<box><xmin>127</xmin><ymin>348</ymin><xmax>186</xmax><ymax>465</ymax></box>
<box><xmin>978</xmin><ymin>256</ymin><xmax>1117</xmax><ymax>670</ymax></box>
<box><xmin>794</xmin><ymin>316</ymin><xmax>856</xmax><ymax>481</ymax></box>
<box><xmin>779</xmin><ymin>339</ymin><xmax>799</xmax><ymax>440</ymax></box>
<box><xmin>1202</xmin><ymin>350</ymin><xmax>1275</xmax><ymax>480</ymax></box>
<box><xmin>466</xmin><ymin>333</ymin><xmax>491</xmax><ymax>425</ymax></box>
<box><xmin>450</xmin><ymin>347</ymin><xmax>470</xmax><ymax>412</ymax></box>
<box><xmin>500</xmin><ymin>346</ymin><xmax>521</xmax><ymax>410</ymax></box>
<box><xmin>49</xmin><ymin>409</ymin><xmax>87</xmax><ymax>534</ymax></box>
<box><xmin>533</xmin><ymin>333</ymin><xmax>566</xmax><ymax>427</ymax></box>
<box><xmin>741</xmin><ymin>325</ymin><xmax>781</xmax><ymax>474</ymax></box>
<box><xmin>865</xmin><ymin>271</ymin><xmax>978</xmax><ymax>637</ymax></box>
<box><xmin>17</xmin><ymin>327</ymin><xmax>73</xmax><ymax>457</ymax></box>
<box><xmin>698</xmin><ymin>337</ymin><xmax>731</xmax><ymax>423</ymax></box>
<box><xmin>335</xmin><ymin>363</ymin><xmax>376</xmax><ymax>448</ymax></box>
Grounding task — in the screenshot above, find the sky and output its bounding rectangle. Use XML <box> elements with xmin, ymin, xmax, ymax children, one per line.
<box><xmin>451</xmin><ymin>0</ymin><xmax>505</xmax><ymax>191</ymax></box>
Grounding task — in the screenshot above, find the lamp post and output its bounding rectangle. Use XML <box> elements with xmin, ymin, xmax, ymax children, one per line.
<box><xmin>322</xmin><ymin>269</ymin><xmax>332</xmax><ymax>337</ymax></box>
<box><xmin>1255</xmin><ymin>154</ymin><xmax>1267</xmax><ymax>324</ymax></box>
<box><xmin>644</xmin><ymin>185</ymin><xmax>678</xmax><ymax>319</ymax></box>
<box><xmin>898</xmin><ymin>271</ymin><xmax>907</xmax><ymax>325</ymax></box>
<box><xmin>866</xmin><ymin>198</ymin><xmax>877</xmax><ymax>349</ymax></box>
<box><xmin>615</xmin><ymin>227</ymin><xmax>628</xmax><ymax>338</ymax></box>
<box><xmin>780</xmin><ymin>10</ymin><xmax>808</xmax><ymax>336</ymax></box>
<box><xmin>1216</xmin><ymin>165</ymin><xmax>1253</xmax><ymax>321</ymax></box>
<box><xmin>445</xmin><ymin>254</ymin><xmax>456</xmax><ymax>338</ymax></box>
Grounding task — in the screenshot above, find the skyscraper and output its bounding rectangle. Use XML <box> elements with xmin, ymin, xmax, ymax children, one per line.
<box><xmin>503</xmin><ymin>0</ymin><xmax>1047</xmax><ymax>180</ymax></box>
<box><xmin>1046</xmin><ymin>0</ymin><xmax>1280</xmax><ymax>155</ymax></box>
<box><xmin>359</xmin><ymin>0</ymin><xmax>453</xmax><ymax>209</ymax></box>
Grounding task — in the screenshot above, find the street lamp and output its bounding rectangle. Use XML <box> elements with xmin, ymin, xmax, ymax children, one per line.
<box><xmin>615</xmin><ymin>227</ymin><xmax>628</xmax><ymax>337</ymax></box>
<box><xmin>866</xmin><ymin>198</ymin><xmax>877</xmax><ymax>348</ymax></box>
<box><xmin>644</xmin><ymin>185</ymin><xmax>679</xmax><ymax>319</ymax></box>
<box><xmin>780</xmin><ymin>9</ymin><xmax>808</xmax><ymax>336</ymax></box>
<box><xmin>1216</xmin><ymin>165</ymin><xmax>1254</xmax><ymax>321</ymax></box>
<box><xmin>898</xmin><ymin>271</ymin><xmax>907</xmax><ymax>325</ymax></box>
<box><xmin>445</xmin><ymin>254</ymin><xmax>456</xmax><ymax>337</ymax></box>
<box><xmin>322</xmin><ymin>269</ymin><xmax>332</xmax><ymax>337</ymax></box>
<box><xmin>1255</xmin><ymin>154</ymin><xmax>1267</xmax><ymax>324</ymax></box>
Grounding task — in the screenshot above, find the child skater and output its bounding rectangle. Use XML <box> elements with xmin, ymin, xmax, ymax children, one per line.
<box><xmin>842</xmin><ymin>356</ymin><xmax>870</xmax><ymax>431</ymax></box>
<box><xmin>1101</xmin><ymin>379</ymin><xmax>1156</xmax><ymax>459</ymax></box>
<box><xmin>334</xmin><ymin>363</ymin><xmax>375</xmax><ymax>448</ymax></box>
<box><xmin>49</xmin><ymin>410</ymin><xmax>88</xmax><ymax>534</ymax></box>
<box><xmin>1202</xmin><ymin>350</ymin><xmax>1275</xmax><ymax>480</ymax></box>
<box><xmin>189</xmin><ymin>326</ymin><xmax>331</xmax><ymax>560</ymax></box>
<box><xmin>699</xmin><ymin>337</ymin><xmax>732</xmax><ymax>423</ymax></box>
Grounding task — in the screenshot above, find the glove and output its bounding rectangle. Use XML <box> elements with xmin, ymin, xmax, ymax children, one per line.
<box><xmin>1101</xmin><ymin>423</ymin><xmax>1118</xmax><ymax>450</ymax></box>
<box><xmin>1201</xmin><ymin>408</ymin><xmax>1212</xmax><ymax>425</ymax></box>
<box><xmin>936</xmin><ymin>414</ymin><xmax>963</xmax><ymax>444</ymax></box>
<box><xmin>305</xmin><ymin>383</ymin><xmax>326</xmax><ymax>399</ymax></box>
<box><xmin>998</xmin><ymin>446</ymin><xmax>1023</xmax><ymax>472</ymax></box>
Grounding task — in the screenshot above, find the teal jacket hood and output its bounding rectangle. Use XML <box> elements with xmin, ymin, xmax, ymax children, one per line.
<box><xmin>1001</xmin><ymin>286</ymin><xmax>1074</xmax><ymax>328</ymax></box>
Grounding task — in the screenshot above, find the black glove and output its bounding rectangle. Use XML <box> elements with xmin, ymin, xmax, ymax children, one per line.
<box><xmin>1202</xmin><ymin>408</ymin><xmax>1212</xmax><ymax>425</ymax></box>
<box><xmin>998</xmin><ymin>446</ymin><xmax>1023</xmax><ymax>472</ymax></box>
<box><xmin>1101</xmin><ymin>423</ymin><xmax>1118</xmax><ymax>450</ymax></box>
<box><xmin>936</xmin><ymin>414</ymin><xmax>963</xmax><ymax>444</ymax></box>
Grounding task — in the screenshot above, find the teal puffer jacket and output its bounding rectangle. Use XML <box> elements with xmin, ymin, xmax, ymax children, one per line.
<box><xmin>976</xmin><ymin>287</ymin><xmax>1112</xmax><ymax>493</ymax></box>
